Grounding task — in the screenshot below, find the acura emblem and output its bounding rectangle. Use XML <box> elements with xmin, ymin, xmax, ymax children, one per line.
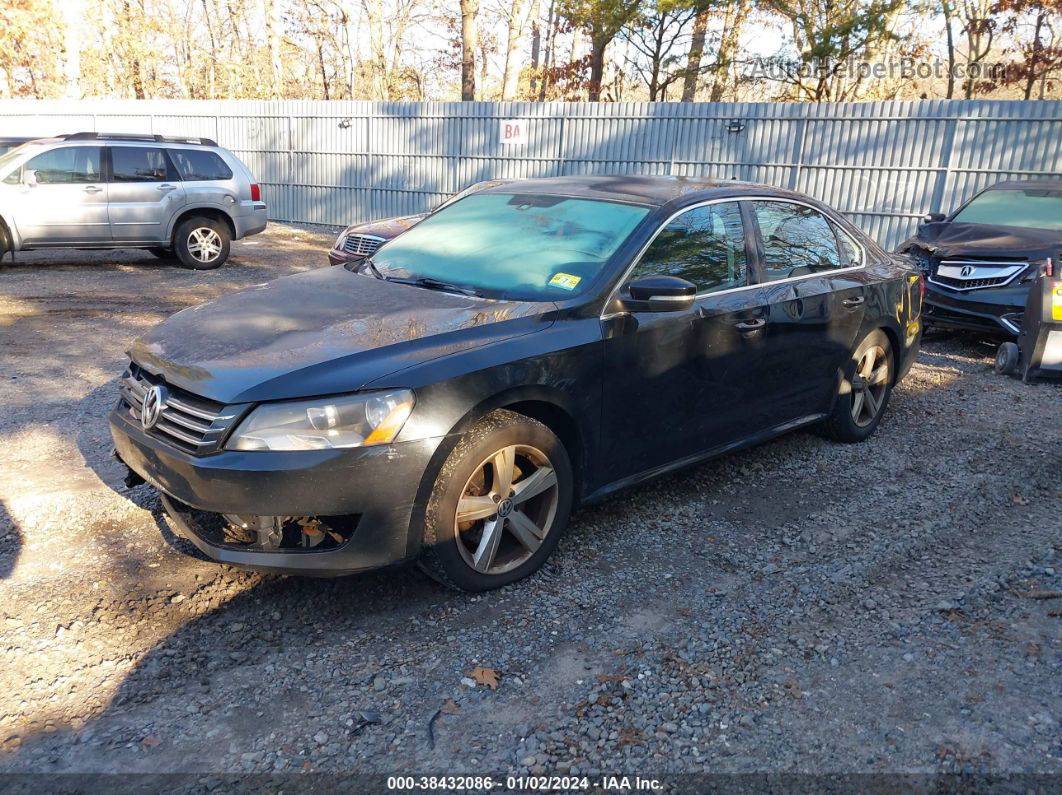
<box><xmin>141</xmin><ymin>385</ymin><xmax>167</xmax><ymax>430</ymax></box>
<box><xmin>960</xmin><ymin>265</ymin><xmax>975</xmax><ymax>277</ymax></box>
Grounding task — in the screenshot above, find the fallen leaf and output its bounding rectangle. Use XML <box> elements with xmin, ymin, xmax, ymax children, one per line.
<box><xmin>440</xmin><ymin>699</ymin><xmax>461</xmax><ymax>714</ymax></box>
<box><xmin>140</xmin><ymin>735</ymin><xmax>161</xmax><ymax>748</ymax></box>
<box><xmin>1010</xmin><ymin>494</ymin><xmax>1029</xmax><ymax>506</ymax></box>
<box><xmin>470</xmin><ymin>666</ymin><xmax>498</xmax><ymax>690</ymax></box>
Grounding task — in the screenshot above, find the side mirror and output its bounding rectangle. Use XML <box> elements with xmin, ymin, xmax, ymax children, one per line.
<box><xmin>626</xmin><ymin>275</ymin><xmax>696</xmax><ymax>312</ymax></box>
<box><xmin>922</xmin><ymin>212</ymin><xmax>945</xmax><ymax>224</ymax></box>
<box><xmin>23</xmin><ymin>169</ymin><xmax>37</xmax><ymax>187</ymax></box>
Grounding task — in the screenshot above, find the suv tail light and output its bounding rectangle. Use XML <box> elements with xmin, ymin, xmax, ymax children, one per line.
<box><xmin>250</xmin><ymin>183</ymin><xmax>261</xmax><ymax>202</ymax></box>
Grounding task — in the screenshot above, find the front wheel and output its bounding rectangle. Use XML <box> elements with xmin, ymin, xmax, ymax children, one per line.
<box><xmin>174</xmin><ymin>216</ymin><xmax>230</xmax><ymax>270</ymax></box>
<box><xmin>822</xmin><ymin>329</ymin><xmax>893</xmax><ymax>443</ymax></box>
<box><xmin>418</xmin><ymin>410</ymin><xmax>573</xmax><ymax>592</ymax></box>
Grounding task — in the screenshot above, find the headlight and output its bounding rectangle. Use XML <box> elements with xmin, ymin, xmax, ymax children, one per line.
<box><xmin>334</xmin><ymin>231</ymin><xmax>347</xmax><ymax>251</ymax></box>
<box><xmin>226</xmin><ymin>389</ymin><xmax>414</xmax><ymax>451</ymax></box>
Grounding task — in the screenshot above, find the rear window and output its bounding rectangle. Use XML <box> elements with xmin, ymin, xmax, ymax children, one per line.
<box><xmin>169</xmin><ymin>149</ymin><xmax>233</xmax><ymax>181</ymax></box>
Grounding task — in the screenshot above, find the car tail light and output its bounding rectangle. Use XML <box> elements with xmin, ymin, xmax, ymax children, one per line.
<box><xmin>250</xmin><ymin>183</ymin><xmax>261</xmax><ymax>202</ymax></box>
<box><xmin>1046</xmin><ymin>257</ymin><xmax>1054</xmax><ymax>278</ymax></box>
<box><xmin>918</xmin><ymin>273</ymin><xmax>925</xmax><ymax>301</ymax></box>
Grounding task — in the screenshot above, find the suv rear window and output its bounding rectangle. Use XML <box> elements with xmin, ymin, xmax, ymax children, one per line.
<box><xmin>111</xmin><ymin>146</ymin><xmax>178</xmax><ymax>182</ymax></box>
<box><xmin>169</xmin><ymin>149</ymin><xmax>233</xmax><ymax>181</ymax></box>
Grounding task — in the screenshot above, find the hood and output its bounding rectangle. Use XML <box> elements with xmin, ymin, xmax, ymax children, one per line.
<box><xmin>343</xmin><ymin>214</ymin><xmax>426</xmax><ymax>240</ymax></box>
<box><xmin>130</xmin><ymin>267</ymin><xmax>553</xmax><ymax>404</ymax></box>
<box><xmin>911</xmin><ymin>222</ymin><xmax>1061</xmax><ymax>261</ymax></box>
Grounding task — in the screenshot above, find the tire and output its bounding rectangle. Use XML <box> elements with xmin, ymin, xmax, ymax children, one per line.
<box><xmin>173</xmin><ymin>216</ymin><xmax>230</xmax><ymax>270</ymax></box>
<box><xmin>418</xmin><ymin>409</ymin><xmax>573</xmax><ymax>592</ymax></box>
<box><xmin>822</xmin><ymin>329</ymin><xmax>894</xmax><ymax>443</ymax></box>
<box><xmin>994</xmin><ymin>341</ymin><xmax>1020</xmax><ymax>375</ymax></box>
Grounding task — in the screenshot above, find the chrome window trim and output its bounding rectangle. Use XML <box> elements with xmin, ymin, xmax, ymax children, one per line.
<box><xmin>600</xmin><ymin>195</ymin><xmax>868</xmax><ymax>319</ymax></box>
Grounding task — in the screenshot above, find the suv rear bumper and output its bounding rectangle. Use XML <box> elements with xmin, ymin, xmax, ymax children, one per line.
<box><xmin>110</xmin><ymin>406</ymin><xmax>442</xmax><ymax>575</ymax></box>
<box><xmin>234</xmin><ymin>204</ymin><xmax>268</xmax><ymax>239</ymax></box>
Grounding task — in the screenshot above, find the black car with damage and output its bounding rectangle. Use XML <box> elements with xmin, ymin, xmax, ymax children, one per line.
<box><xmin>898</xmin><ymin>179</ymin><xmax>1061</xmax><ymax>336</ymax></box>
<box><xmin>112</xmin><ymin>176</ymin><xmax>923</xmax><ymax>591</ymax></box>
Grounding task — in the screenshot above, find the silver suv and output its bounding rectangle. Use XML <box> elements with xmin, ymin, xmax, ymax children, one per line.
<box><xmin>0</xmin><ymin>132</ymin><xmax>267</xmax><ymax>269</ymax></box>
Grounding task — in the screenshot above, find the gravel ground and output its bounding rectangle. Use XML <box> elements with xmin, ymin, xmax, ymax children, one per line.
<box><xmin>0</xmin><ymin>224</ymin><xmax>1058</xmax><ymax>787</ymax></box>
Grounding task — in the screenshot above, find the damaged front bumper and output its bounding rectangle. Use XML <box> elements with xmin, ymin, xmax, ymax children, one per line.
<box><xmin>110</xmin><ymin>407</ymin><xmax>442</xmax><ymax>576</ymax></box>
<box><xmin>923</xmin><ymin>280</ymin><xmax>1030</xmax><ymax>336</ymax></box>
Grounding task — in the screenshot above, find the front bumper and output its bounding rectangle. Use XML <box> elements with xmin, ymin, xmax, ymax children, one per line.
<box><xmin>327</xmin><ymin>247</ymin><xmax>364</xmax><ymax>267</ymax></box>
<box><xmin>110</xmin><ymin>407</ymin><xmax>442</xmax><ymax>575</ymax></box>
<box><xmin>923</xmin><ymin>280</ymin><xmax>1029</xmax><ymax>336</ymax></box>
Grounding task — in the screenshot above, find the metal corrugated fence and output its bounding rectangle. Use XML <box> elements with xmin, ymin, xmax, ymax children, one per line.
<box><xmin>1</xmin><ymin>99</ymin><xmax>1059</xmax><ymax>249</ymax></box>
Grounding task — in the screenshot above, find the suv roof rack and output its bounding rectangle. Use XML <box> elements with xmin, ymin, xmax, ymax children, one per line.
<box><xmin>61</xmin><ymin>132</ymin><xmax>219</xmax><ymax>147</ymax></box>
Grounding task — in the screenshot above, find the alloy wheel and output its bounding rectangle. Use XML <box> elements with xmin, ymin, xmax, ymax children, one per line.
<box><xmin>850</xmin><ymin>344</ymin><xmax>890</xmax><ymax>427</ymax></box>
<box><xmin>454</xmin><ymin>444</ymin><xmax>559</xmax><ymax>575</ymax></box>
<box><xmin>187</xmin><ymin>227</ymin><xmax>222</xmax><ymax>263</ymax></box>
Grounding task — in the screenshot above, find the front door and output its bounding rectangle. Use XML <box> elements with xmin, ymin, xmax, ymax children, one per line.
<box><xmin>12</xmin><ymin>145</ymin><xmax>109</xmax><ymax>245</ymax></box>
<box><xmin>107</xmin><ymin>146</ymin><xmax>187</xmax><ymax>242</ymax></box>
<box><xmin>601</xmin><ymin>200</ymin><xmax>768</xmax><ymax>483</ymax></box>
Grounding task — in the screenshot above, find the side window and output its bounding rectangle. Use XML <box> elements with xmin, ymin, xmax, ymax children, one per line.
<box><xmin>111</xmin><ymin>147</ymin><xmax>178</xmax><ymax>182</ymax></box>
<box><xmin>833</xmin><ymin>223</ymin><xmax>863</xmax><ymax>267</ymax></box>
<box><xmin>752</xmin><ymin>201</ymin><xmax>842</xmax><ymax>280</ymax></box>
<box><xmin>22</xmin><ymin>146</ymin><xmax>103</xmax><ymax>184</ymax></box>
<box><xmin>628</xmin><ymin>202</ymin><xmax>748</xmax><ymax>294</ymax></box>
<box><xmin>169</xmin><ymin>149</ymin><xmax>233</xmax><ymax>181</ymax></box>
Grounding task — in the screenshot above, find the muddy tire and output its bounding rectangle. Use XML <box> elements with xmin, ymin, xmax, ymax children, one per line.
<box><xmin>418</xmin><ymin>410</ymin><xmax>573</xmax><ymax>592</ymax></box>
<box><xmin>822</xmin><ymin>329</ymin><xmax>894</xmax><ymax>443</ymax></box>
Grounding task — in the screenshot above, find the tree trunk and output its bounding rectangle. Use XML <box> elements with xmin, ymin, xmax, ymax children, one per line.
<box><xmin>588</xmin><ymin>37</ymin><xmax>605</xmax><ymax>101</ymax></box>
<box><xmin>709</xmin><ymin>0</ymin><xmax>750</xmax><ymax>102</ymax></box>
<box><xmin>528</xmin><ymin>0</ymin><xmax>541</xmax><ymax>96</ymax></box>
<box><xmin>941</xmin><ymin>0</ymin><xmax>955</xmax><ymax>98</ymax></box>
<box><xmin>538</xmin><ymin>0</ymin><xmax>556</xmax><ymax>100</ymax></box>
<box><xmin>268</xmin><ymin>0</ymin><xmax>282</xmax><ymax>98</ymax></box>
<box><xmin>681</xmin><ymin>5</ymin><xmax>709</xmax><ymax>102</ymax></box>
<box><xmin>501</xmin><ymin>0</ymin><xmax>528</xmax><ymax>100</ymax></box>
<box><xmin>460</xmin><ymin>0</ymin><xmax>480</xmax><ymax>101</ymax></box>
<box><xmin>1024</xmin><ymin>9</ymin><xmax>1045</xmax><ymax>100</ymax></box>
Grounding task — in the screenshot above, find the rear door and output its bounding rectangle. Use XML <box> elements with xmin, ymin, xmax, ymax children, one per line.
<box><xmin>107</xmin><ymin>145</ymin><xmax>186</xmax><ymax>242</ymax></box>
<box><xmin>749</xmin><ymin>200</ymin><xmax>867</xmax><ymax>420</ymax></box>
<box><xmin>11</xmin><ymin>145</ymin><xmax>109</xmax><ymax>244</ymax></box>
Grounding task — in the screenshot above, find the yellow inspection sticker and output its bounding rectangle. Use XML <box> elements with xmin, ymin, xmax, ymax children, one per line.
<box><xmin>549</xmin><ymin>272</ymin><xmax>581</xmax><ymax>290</ymax></box>
<box><xmin>1053</xmin><ymin>286</ymin><xmax>1062</xmax><ymax>322</ymax></box>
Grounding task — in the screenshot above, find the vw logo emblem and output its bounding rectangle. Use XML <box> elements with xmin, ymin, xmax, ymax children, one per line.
<box><xmin>497</xmin><ymin>498</ymin><xmax>515</xmax><ymax>518</ymax></box>
<box><xmin>960</xmin><ymin>265</ymin><xmax>975</xmax><ymax>277</ymax></box>
<box><xmin>141</xmin><ymin>385</ymin><xmax>167</xmax><ymax>430</ymax></box>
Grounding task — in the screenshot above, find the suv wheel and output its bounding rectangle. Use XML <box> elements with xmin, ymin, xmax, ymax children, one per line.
<box><xmin>419</xmin><ymin>410</ymin><xmax>573</xmax><ymax>592</ymax></box>
<box><xmin>174</xmin><ymin>216</ymin><xmax>230</xmax><ymax>270</ymax></box>
<box><xmin>822</xmin><ymin>329</ymin><xmax>893</xmax><ymax>443</ymax></box>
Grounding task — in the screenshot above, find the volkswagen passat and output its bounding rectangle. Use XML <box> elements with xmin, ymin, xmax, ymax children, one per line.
<box><xmin>111</xmin><ymin>176</ymin><xmax>922</xmax><ymax>591</ymax></box>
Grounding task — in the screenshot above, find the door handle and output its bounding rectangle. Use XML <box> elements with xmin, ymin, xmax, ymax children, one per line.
<box><xmin>157</xmin><ymin>184</ymin><xmax>176</xmax><ymax>192</ymax></box>
<box><xmin>734</xmin><ymin>317</ymin><xmax>766</xmax><ymax>331</ymax></box>
<box><xmin>842</xmin><ymin>295</ymin><xmax>865</xmax><ymax>307</ymax></box>
<box><xmin>83</xmin><ymin>185</ymin><xmax>103</xmax><ymax>193</ymax></box>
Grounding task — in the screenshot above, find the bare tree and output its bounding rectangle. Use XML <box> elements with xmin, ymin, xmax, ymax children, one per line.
<box><xmin>461</xmin><ymin>0</ymin><xmax>481</xmax><ymax>99</ymax></box>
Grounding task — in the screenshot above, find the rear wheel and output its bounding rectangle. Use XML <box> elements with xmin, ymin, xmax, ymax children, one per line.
<box><xmin>822</xmin><ymin>329</ymin><xmax>893</xmax><ymax>443</ymax></box>
<box><xmin>419</xmin><ymin>410</ymin><xmax>573</xmax><ymax>592</ymax></box>
<box><xmin>174</xmin><ymin>216</ymin><xmax>230</xmax><ymax>270</ymax></box>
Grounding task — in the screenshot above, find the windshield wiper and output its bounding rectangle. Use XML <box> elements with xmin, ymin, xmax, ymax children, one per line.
<box><xmin>389</xmin><ymin>276</ymin><xmax>483</xmax><ymax>297</ymax></box>
<box><xmin>363</xmin><ymin>258</ymin><xmax>386</xmax><ymax>280</ymax></box>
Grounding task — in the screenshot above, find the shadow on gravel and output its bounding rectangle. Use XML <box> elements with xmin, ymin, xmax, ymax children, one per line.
<box><xmin>0</xmin><ymin>499</ymin><xmax>21</xmax><ymax>579</ymax></box>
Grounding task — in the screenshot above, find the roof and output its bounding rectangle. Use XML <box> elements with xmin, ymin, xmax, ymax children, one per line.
<box><xmin>475</xmin><ymin>175</ymin><xmax>806</xmax><ymax>206</ymax></box>
<box><xmin>983</xmin><ymin>179</ymin><xmax>1062</xmax><ymax>191</ymax></box>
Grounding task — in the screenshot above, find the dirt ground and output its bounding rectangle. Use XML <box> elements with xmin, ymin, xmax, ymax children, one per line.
<box><xmin>0</xmin><ymin>224</ymin><xmax>1058</xmax><ymax>788</ymax></box>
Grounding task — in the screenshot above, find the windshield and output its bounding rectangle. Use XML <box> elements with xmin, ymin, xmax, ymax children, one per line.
<box><xmin>0</xmin><ymin>143</ymin><xmax>41</xmax><ymax>174</ymax></box>
<box><xmin>368</xmin><ymin>193</ymin><xmax>650</xmax><ymax>300</ymax></box>
<box><xmin>952</xmin><ymin>188</ymin><xmax>1062</xmax><ymax>232</ymax></box>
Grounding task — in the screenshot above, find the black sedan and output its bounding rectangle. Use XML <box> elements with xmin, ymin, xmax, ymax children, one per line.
<box><xmin>111</xmin><ymin>176</ymin><xmax>923</xmax><ymax>591</ymax></box>
<box><xmin>899</xmin><ymin>179</ymin><xmax>1061</xmax><ymax>336</ymax></box>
